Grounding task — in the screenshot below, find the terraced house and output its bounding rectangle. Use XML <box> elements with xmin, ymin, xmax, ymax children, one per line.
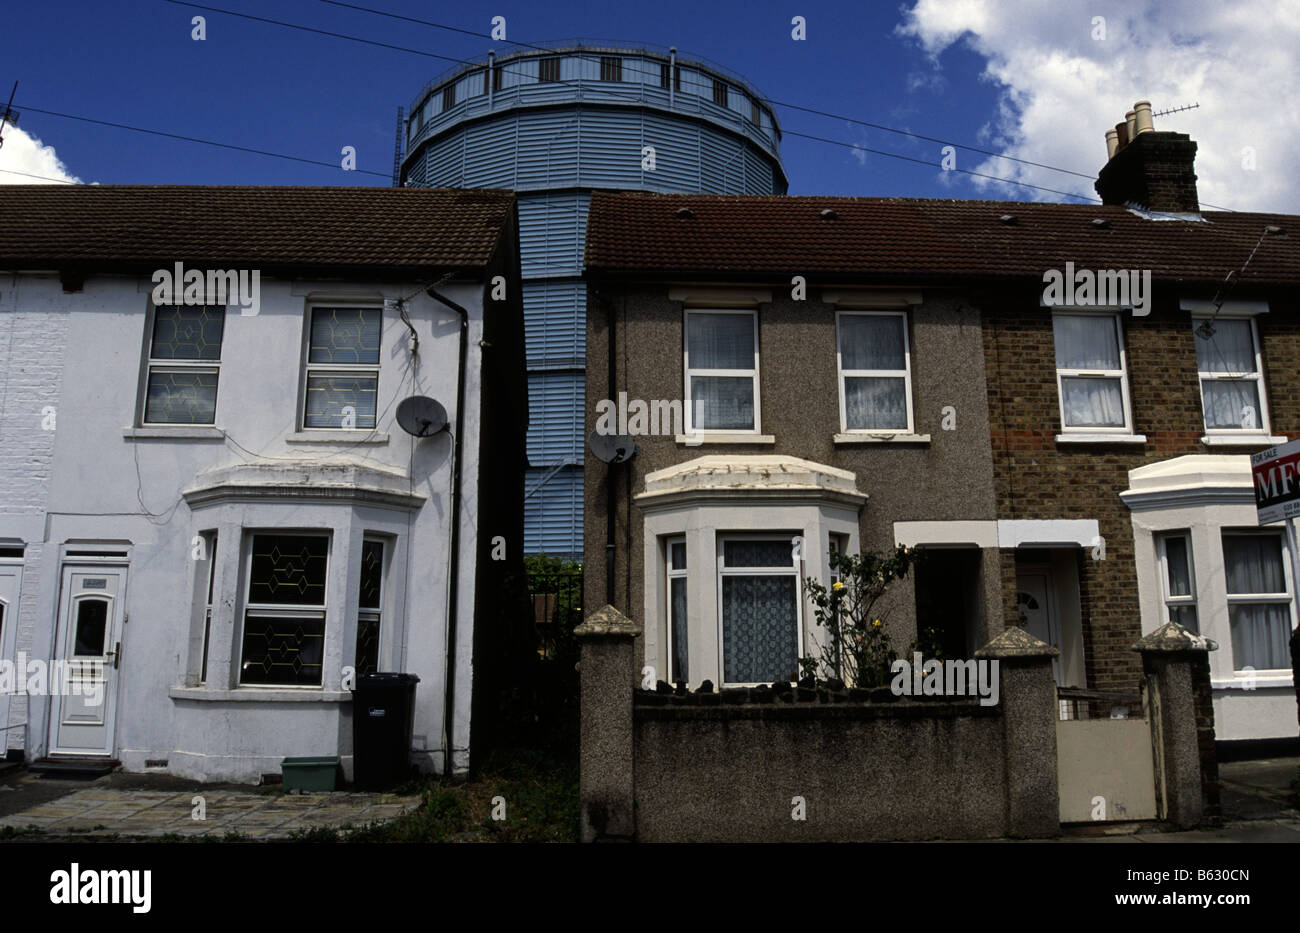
<box><xmin>582</xmin><ymin>111</ymin><xmax>1300</xmax><ymax>742</ymax></box>
<box><xmin>0</xmin><ymin>185</ymin><xmax>526</xmax><ymax>781</ymax></box>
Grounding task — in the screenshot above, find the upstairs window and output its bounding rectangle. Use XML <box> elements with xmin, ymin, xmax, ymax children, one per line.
<box><xmin>539</xmin><ymin>56</ymin><xmax>561</xmax><ymax>83</ymax></box>
<box><xmin>442</xmin><ymin>84</ymin><xmax>455</xmax><ymax>111</ymax></box>
<box><xmin>1052</xmin><ymin>313</ymin><xmax>1133</xmax><ymax>432</ymax></box>
<box><xmin>142</xmin><ymin>304</ymin><xmax>224</xmax><ymax>425</ymax></box>
<box><xmin>684</xmin><ymin>309</ymin><xmax>760</xmax><ymax>433</ymax></box>
<box><xmin>712</xmin><ymin>78</ymin><xmax>729</xmax><ymax>107</ymax></box>
<box><xmin>750</xmin><ymin>97</ymin><xmax>761</xmax><ymax>126</ymax></box>
<box><xmin>303</xmin><ymin>306</ymin><xmax>381</xmax><ymax>430</ymax></box>
<box><xmin>836</xmin><ymin>311</ymin><xmax>913</xmax><ymax>433</ymax></box>
<box><xmin>1193</xmin><ymin>317</ymin><xmax>1269</xmax><ymax>433</ymax></box>
<box><xmin>600</xmin><ymin>56</ymin><xmax>622</xmax><ymax>82</ymax></box>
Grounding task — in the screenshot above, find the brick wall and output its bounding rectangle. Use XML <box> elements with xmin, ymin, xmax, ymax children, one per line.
<box><xmin>983</xmin><ymin>290</ymin><xmax>1300</xmax><ymax>694</ymax></box>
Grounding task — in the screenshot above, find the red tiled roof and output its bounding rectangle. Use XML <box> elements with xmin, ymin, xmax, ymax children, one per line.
<box><xmin>0</xmin><ymin>185</ymin><xmax>515</xmax><ymax>273</ymax></box>
<box><xmin>585</xmin><ymin>192</ymin><xmax>1300</xmax><ymax>287</ymax></box>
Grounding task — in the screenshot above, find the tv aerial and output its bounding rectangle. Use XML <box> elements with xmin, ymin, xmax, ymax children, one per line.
<box><xmin>395</xmin><ymin>396</ymin><xmax>449</xmax><ymax>437</ymax></box>
<box><xmin>588</xmin><ymin>430</ymin><xmax>637</xmax><ymax>464</ymax></box>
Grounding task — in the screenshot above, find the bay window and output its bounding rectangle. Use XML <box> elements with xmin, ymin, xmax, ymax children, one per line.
<box><xmin>718</xmin><ymin>537</ymin><xmax>801</xmax><ymax>685</ymax></box>
<box><xmin>239</xmin><ymin>533</ymin><xmax>329</xmax><ymax>686</ymax></box>
<box><xmin>1156</xmin><ymin>531</ymin><xmax>1198</xmax><ymax>632</ymax></box>
<box><xmin>1222</xmin><ymin>531</ymin><xmax>1294</xmax><ymax>671</ymax></box>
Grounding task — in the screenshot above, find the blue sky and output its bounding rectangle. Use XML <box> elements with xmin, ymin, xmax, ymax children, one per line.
<box><xmin>4</xmin><ymin>1</ymin><xmax>1298</xmax><ymax>211</ymax></box>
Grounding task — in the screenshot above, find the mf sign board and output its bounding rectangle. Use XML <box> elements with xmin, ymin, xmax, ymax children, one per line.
<box><xmin>1251</xmin><ymin>438</ymin><xmax>1300</xmax><ymax>525</ymax></box>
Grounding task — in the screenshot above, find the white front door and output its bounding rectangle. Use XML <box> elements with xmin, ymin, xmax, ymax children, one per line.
<box><xmin>1017</xmin><ymin>570</ymin><xmax>1063</xmax><ymax>685</ymax></box>
<box><xmin>48</xmin><ymin>565</ymin><xmax>127</xmax><ymax>757</ymax></box>
<box><xmin>0</xmin><ymin>561</ymin><xmax>23</xmax><ymax>746</ymax></box>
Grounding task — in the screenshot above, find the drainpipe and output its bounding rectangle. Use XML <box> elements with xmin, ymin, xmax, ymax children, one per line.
<box><xmin>426</xmin><ymin>282</ymin><xmax>470</xmax><ymax>777</ymax></box>
<box><xmin>605</xmin><ymin>292</ymin><xmax>617</xmax><ymax>606</ymax></box>
<box><xmin>487</xmin><ymin>50</ymin><xmax>495</xmax><ymax>109</ymax></box>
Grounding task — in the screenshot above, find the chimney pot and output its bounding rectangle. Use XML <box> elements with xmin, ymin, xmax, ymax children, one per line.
<box><xmin>1125</xmin><ymin>109</ymin><xmax>1137</xmax><ymax>141</ymax></box>
<box><xmin>1115</xmin><ymin>122</ymin><xmax>1130</xmax><ymax>150</ymax></box>
<box><xmin>1105</xmin><ymin>128</ymin><xmax>1119</xmax><ymax>160</ymax></box>
<box><xmin>1133</xmin><ymin>100</ymin><xmax>1154</xmax><ymax>135</ymax></box>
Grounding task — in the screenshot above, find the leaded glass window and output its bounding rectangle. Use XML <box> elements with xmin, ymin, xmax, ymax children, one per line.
<box><xmin>239</xmin><ymin>534</ymin><xmax>328</xmax><ymax>686</ymax></box>
<box><xmin>666</xmin><ymin>537</ymin><xmax>687</xmax><ymax>684</ymax></box>
<box><xmin>143</xmin><ymin>305</ymin><xmax>224</xmax><ymax>424</ymax></box>
<box><xmin>200</xmin><ymin>531</ymin><xmax>217</xmax><ymax>684</ymax></box>
<box><xmin>356</xmin><ymin>539</ymin><xmax>384</xmax><ymax>676</ymax></box>
<box><xmin>719</xmin><ymin>537</ymin><xmax>801</xmax><ymax>685</ymax></box>
<box><xmin>303</xmin><ymin>307</ymin><xmax>381</xmax><ymax>429</ymax></box>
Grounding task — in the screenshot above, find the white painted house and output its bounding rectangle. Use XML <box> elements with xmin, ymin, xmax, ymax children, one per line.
<box><xmin>0</xmin><ymin>185</ymin><xmax>526</xmax><ymax>781</ymax></box>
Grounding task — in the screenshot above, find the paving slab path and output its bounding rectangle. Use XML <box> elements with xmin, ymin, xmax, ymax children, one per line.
<box><xmin>0</xmin><ymin>769</ymin><xmax>419</xmax><ymax>840</ymax></box>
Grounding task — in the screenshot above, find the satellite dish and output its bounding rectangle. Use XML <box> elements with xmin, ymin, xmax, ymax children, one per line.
<box><xmin>588</xmin><ymin>430</ymin><xmax>637</xmax><ymax>464</ymax></box>
<box><xmin>396</xmin><ymin>396</ymin><xmax>448</xmax><ymax>437</ymax></box>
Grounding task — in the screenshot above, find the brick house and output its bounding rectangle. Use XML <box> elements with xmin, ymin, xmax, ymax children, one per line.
<box><xmin>582</xmin><ymin>110</ymin><xmax>1300</xmax><ymax>741</ymax></box>
<box><xmin>0</xmin><ymin>185</ymin><xmax>527</xmax><ymax>780</ymax></box>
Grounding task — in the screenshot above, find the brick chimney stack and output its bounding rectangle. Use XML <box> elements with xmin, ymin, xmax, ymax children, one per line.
<box><xmin>1095</xmin><ymin>100</ymin><xmax>1200</xmax><ymax>213</ymax></box>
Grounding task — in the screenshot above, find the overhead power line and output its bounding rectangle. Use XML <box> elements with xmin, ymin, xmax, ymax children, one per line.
<box><xmin>151</xmin><ymin>0</ymin><xmax>1111</xmax><ymax>201</ymax></box>
<box><xmin>5</xmin><ymin>0</ymin><xmax>1231</xmax><ymax>210</ymax></box>
<box><xmin>8</xmin><ymin>103</ymin><xmax>390</xmax><ymax>180</ymax></box>
<box><xmin>315</xmin><ymin>0</ymin><xmax>1098</xmax><ymax>182</ymax></box>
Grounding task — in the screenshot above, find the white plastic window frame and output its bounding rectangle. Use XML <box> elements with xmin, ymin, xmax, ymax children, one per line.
<box><xmin>835</xmin><ymin>310</ymin><xmax>914</xmax><ymax>435</ymax></box>
<box><xmin>1193</xmin><ymin>315</ymin><xmax>1271</xmax><ymax>436</ymax></box>
<box><xmin>1052</xmin><ymin>311</ymin><xmax>1135</xmax><ymax>435</ymax></box>
<box><xmin>683</xmin><ymin>308</ymin><xmax>761</xmax><ymax>435</ymax></box>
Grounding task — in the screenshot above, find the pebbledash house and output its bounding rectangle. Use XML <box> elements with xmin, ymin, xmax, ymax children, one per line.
<box><xmin>0</xmin><ymin>185</ymin><xmax>527</xmax><ymax>781</ymax></box>
<box><xmin>582</xmin><ymin>102</ymin><xmax>1300</xmax><ymax>743</ymax></box>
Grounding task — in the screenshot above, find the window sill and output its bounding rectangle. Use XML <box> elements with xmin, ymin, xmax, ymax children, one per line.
<box><xmin>834</xmin><ymin>433</ymin><xmax>931</xmax><ymax>445</ymax></box>
<box><xmin>1200</xmin><ymin>434</ymin><xmax>1288</xmax><ymax>447</ymax></box>
<box><xmin>1055</xmin><ymin>433</ymin><xmax>1147</xmax><ymax>445</ymax></box>
<box><xmin>286</xmin><ymin>431</ymin><xmax>389</xmax><ymax>445</ymax></box>
<box><xmin>123</xmin><ymin>426</ymin><xmax>225</xmax><ymax>440</ymax></box>
<box><xmin>675</xmin><ymin>434</ymin><xmax>776</xmax><ymax>446</ymax></box>
<box><xmin>1210</xmin><ymin>675</ymin><xmax>1295</xmax><ymax>690</ymax></box>
<box><xmin>169</xmin><ymin>686</ymin><xmax>352</xmax><ymax>703</ymax></box>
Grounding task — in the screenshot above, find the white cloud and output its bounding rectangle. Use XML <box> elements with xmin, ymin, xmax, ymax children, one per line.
<box><xmin>897</xmin><ymin>0</ymin><xmax>1300</xmax><ymax>212</ymax></box>
<box><xmin>0</xmin><ymin>125</ymin><xmax>83</xmax><ymax>185</ymax></box>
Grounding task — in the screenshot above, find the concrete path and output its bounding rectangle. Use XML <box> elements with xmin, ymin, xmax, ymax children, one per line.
<box><xmin>0</xmin><ymin>769</ymin><xmax>419</xmax><ymax>840</ymax></box>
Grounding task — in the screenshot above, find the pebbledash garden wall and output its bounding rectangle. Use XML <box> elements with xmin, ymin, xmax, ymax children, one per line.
<box><xmin>577</xmin><ymin>606</ymin><xmax>1216</xmax><ymax>843</ymax></box>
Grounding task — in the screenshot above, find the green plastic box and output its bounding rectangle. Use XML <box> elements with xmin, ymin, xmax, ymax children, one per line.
<box><xmin>280</xmin><ymin>756</ymin><xmax>339</xmax><ymax>792</ymax></box>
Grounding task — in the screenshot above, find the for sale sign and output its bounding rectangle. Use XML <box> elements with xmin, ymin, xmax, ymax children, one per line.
<box><xmin>1251</xmin><ymin>438</ymin><xmax>1300</xmax><ymax>525</ymax></box>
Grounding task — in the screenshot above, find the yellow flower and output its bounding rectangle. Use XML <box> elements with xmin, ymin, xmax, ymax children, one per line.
<box><xmin>872</xmin><ymin>619</ymin><xmax>882</xmax><ymax>629</ymax></box>
<box><xmin>832</xmin><ymin>581</ymin><xmax>845</xmax><ymax>592</ymax></box>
